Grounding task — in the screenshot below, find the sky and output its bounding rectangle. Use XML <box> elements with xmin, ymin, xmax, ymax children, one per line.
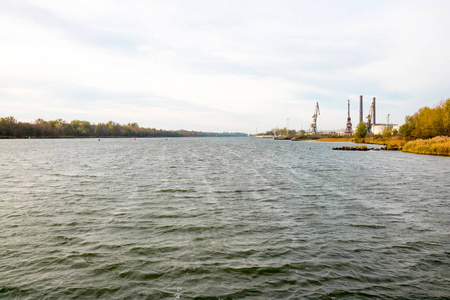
<box><xmin>1</xmin><ymin>0</ymin><xmax>450</xmax><ymax>134</ymax></box>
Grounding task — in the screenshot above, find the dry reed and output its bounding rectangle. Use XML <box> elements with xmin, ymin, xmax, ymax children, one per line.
<box><xmin>402</xmin><ymin>136</ymin><xmax>450</xmax><ymax>156</ymax></box>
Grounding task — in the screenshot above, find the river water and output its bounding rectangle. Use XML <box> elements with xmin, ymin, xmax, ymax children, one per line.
<box><xmin>1</xmin><ymin>138</ymin><xmax>449</xmax><ymax>299</ymax></box>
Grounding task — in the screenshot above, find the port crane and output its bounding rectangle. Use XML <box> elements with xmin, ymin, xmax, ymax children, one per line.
<box><xmin>311</xmin><ymin>102</ymin><xmax>320</xmax><ymax>134</ymax></box>
<box><xmin>344</xmin><ymin>100</ymin><xmax>353</xmax><ymax>135</ymax></box>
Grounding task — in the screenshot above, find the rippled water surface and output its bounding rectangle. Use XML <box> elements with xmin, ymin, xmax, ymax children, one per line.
<box><xmin>1</xmin><ymin>138</ymin><xmax>449</xmax><ymax>299</ymax></box>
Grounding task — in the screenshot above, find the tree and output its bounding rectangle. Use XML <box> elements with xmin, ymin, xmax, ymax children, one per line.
<box><xmin>0</xmin><ymin>116</ymin><xmax>18</xmax><ymax>136</ymax></box>
<box><xmin>354</xmin><ymin>122</ymin><xmax>367</xmax><ymax>139</ymax></box>
<box><xmin>63</xmin><ymin>124</ymin><xmax>75</xmax><ymax>136</ymax></box>
<box><xmin>392</xmin><ymin>128</ymin><xmax>398</xmax><ymax>136</ymax></box>
<box><xmin>382</xmin><ymin>126</ymin><xmax>392</xmax><ymax>139</ymax></box>
<box><xmin>0</xmin><ymin>116</ymin><xmax>248</xmax><ymax>138</ymax></box>
<box><xmin>96</xmin><ymin>123</ymin><xmax>109</xmax><ymax>136</ymax></box>
<box><xmin>400</xmin><ymin>116</ymin><xmax>414</xmax><ymax>138</ymax></box>
<box><xmin>398</xmin><ymin>98</ymin><xmax>450</xmax><ymax>139</ymax></box>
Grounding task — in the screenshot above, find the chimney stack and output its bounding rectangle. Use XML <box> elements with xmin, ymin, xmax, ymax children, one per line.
<box><xmin>359</xmin><ymin>95</ymin><xmax>363</xmax><ymax>124</ymax></box>
<box><xmin>373</xmin><ymin>97</ymin><xmax>376</xmax><ymax>125</ymax></box>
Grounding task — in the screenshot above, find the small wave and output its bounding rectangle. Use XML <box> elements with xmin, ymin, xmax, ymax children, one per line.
<box><xmin>80</xmin><ymin>252</ymin><xmax>101</xmax><ymax>258</ymax></box>
<box><xmin>59</xmin><ymin>287</ymin><xmax>122</xmax><ymax>299</ymax></box>
<box><xmin>0</xmin><ymin>286</ymin><xmax>31</xmax><ymax>298</ymax></box>
<box><xmin>91</xmin><ymin>263</ymin><xmax>123</xmax><ymax>275</ymax></box>
<box><xmin>71</xmin><ymin>261</ymin><xmax>90</xmax><ymax>269</ymax></box>
<box><xmin>391</xmin><ymin>244</ymin><xmax>421</xmax><ymax>252</ymax></box>
<box><xmin>221</xmin><ymin>264</ymin><xmax>295</xmax><ymax>276</ymax></box>
<box><xmin>213</xmin><ymin>288</ymin><xmax>263</xmax><ymax>299</ymax></box>
<box><xmin>322</xmin><ymin>290</ymin><xmax>380</xmax><ymax>299</ymax></box>
<box><xmin>349</xmin><ymin>224</ymin><xmax>387</xmax><ymax>229</ymax></box>
<box><xmin>126</xmin><ymin>246</ymin><xmax>180</xmax><ymax>257</ymax></box>
<box><xmin>52</xmin><ymin>235</ymin><xmax>81</xmax><ymax>245</ymax></box>
<box><xmin>213</xmin><ymin>190</ymin><xmax>232</xmax><ymax>194</ymax></box>
<box><xmin>119</xmin><ymin>270</ymin><xmax>165</xmax><ymax>280</ymax></box>
<box><xmin>157</xmin><ymin>189</ymin><xmax>196</xmax><ymax>193</ymax></box>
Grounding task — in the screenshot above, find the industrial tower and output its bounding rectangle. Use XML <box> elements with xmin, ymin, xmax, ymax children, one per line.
<box><xmin>311</xmin><ymin>102</ymin><xmax>320</xmax><ymax>134</ymax></box>
<box><xmin>344</xmin><ymin>100</ymin><xmax>353</xmax><ymax>135</ymax></box>
<box><xmin>366</xmin><ymin>98</ymin><xmax>376</xmax><ymax>133</ymax></box>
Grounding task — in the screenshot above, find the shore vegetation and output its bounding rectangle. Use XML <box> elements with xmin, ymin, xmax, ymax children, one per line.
<box><xmin>402</xmin><ymin>136</ymin><xmax>450</xmax><ymax>156</ymax></box>
<box><xmin>257</xmin><ymin>128</ymin><xmax>298</xmax><ymax>137</ymax></box>
<box><xmin>0</xmin><ymin>117</ymin><xmax>247</xmax><ymax>139</ymax></box>
<box><xmin>400</xmin><ymin>99</ymin><xmax>450</xmax><ymax>139</ymax></box>
<box><xmin>316</xmin><ymin>137</ymin><xmax>354</xmax><ymax>142</ymax></box>
<box><xmin>354</xmin><ymin>122</ymin><xmax>368</xmax><ymax>139</ymax></box>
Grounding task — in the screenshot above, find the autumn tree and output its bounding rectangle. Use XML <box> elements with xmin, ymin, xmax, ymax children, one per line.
<box><xmin>400</xmin><ymin>98</ymin><xmax>450</xmax><ymax>139</ymax></box>
<box><xmin>382</xmin><ymin>126</ymin><xmax>392</xmax><ymax>139</ymax></box>
<box><xmin>354</xmin><ymin>122</ymin><xmax>367</xmax><ymax>139</ymax></box>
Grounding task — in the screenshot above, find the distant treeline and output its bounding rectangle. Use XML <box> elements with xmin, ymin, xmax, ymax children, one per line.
<box><xmin>0</xmin><ymin>117</ymin><xmax>247</xmax><ymax>138</ymax></box>
<box><xmin>258</xmin><ymin>128</ymin><xmax>299</xmax><ymax>136</ymax></box>
<box><xmin>400</xmin><ymin>98</ymin><xmax>450</xmax><ymax>139</ymax></box>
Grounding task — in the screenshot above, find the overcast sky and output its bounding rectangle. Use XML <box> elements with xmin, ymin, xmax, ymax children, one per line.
<box><xmin>1</xmin><ymin>0</ymin><xmax>450</xmax><ymax>133</ymax></box>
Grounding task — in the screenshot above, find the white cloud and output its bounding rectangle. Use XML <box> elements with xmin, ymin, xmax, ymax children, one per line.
<box><xmin>1</xmin><ymin>0</ymin><xmax>449</xmax><ymax>133</ymax></box>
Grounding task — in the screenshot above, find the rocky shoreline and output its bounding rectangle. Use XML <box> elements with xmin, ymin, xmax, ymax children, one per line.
<box><xmin>332</xmin><ymin>145</ymin><xmax>401</xmax><ymax>151</ymax></box>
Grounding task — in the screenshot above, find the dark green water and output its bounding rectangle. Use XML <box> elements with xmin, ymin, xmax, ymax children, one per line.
<box><xmin>1</xmin><ymin>138</ymin><xmax>449</xmax><ymax>299</ymax></box>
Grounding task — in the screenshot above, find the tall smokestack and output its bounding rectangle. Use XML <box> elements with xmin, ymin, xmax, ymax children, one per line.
<box><xmin>348</xmin><ymin>99</ymin><xmax>351</xmax><ymax>118</ymax></box>
<box><xmin>359</xmin><ymin>95</ymin><xmax>363</xmax><ymax>124</ymax></box>
<box><xmin>373</xmin><ymin>97</ymin><xmax>376</xmax><ymax>125</ymax></box>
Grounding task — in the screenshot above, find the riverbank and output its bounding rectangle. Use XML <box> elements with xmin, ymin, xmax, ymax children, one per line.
<box><xmin>402</xmin><ymin>136</ymin><xmax>450</xmax><ymax>156</ymax></box>
<box><xmin>332</xmin><ymin>145</ymin><xmax>401</xmax><ymax>151</ymax></box>
<box><xmin>316</xmin><ymin>136</ymin><xmax>449</xmax><ymax>156</ymax></box>
<box><xmin>316</xmin><ymin>137</ymin><xmax>354</xmax><ymax>143</ymax></box>
<box><xmin>316</xmin><ymin>136</ymin><xmax>405</xmax><ymax>146</ymax></box>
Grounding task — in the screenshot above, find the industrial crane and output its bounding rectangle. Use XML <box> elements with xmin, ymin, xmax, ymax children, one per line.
<box><xmin>344</xmin><ymin>100</ymin><xmax>353</xmax><ymax>135</ymax></box>
<box><xmin>311</xmin><ymin>102</ymin><xmax>320</xmax><ymax>134</ymax></box>
<box><xmin>366</xmin><ymin>100</ymin><xmax>375</xmax><ymax>133</ymax></box>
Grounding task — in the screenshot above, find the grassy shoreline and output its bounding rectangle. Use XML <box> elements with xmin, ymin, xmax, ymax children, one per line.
<box><xmin>402</xmin><ymin>136</ymin><xmax>450</xmax><ymax>156</ymax></box>
<box><xmin>316</xmin><ymin>136</ymin><xmax>404</xmax><ymax>146</ymax></box>
<box><xmin>316</xmin><ymin>137</ymin><xmax>355</xmax><ymax>143</ymax></box>
<box><xmin>316</xmin><ymin>136</ymin><xmax>450</xmax><ymax>156</ymax></box>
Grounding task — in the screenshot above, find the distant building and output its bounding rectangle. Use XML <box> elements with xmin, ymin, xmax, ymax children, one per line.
<box><xmin>371</xmin><ymin>124</ymin><xmax>400</xmax><ymax>135</ymax></box>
